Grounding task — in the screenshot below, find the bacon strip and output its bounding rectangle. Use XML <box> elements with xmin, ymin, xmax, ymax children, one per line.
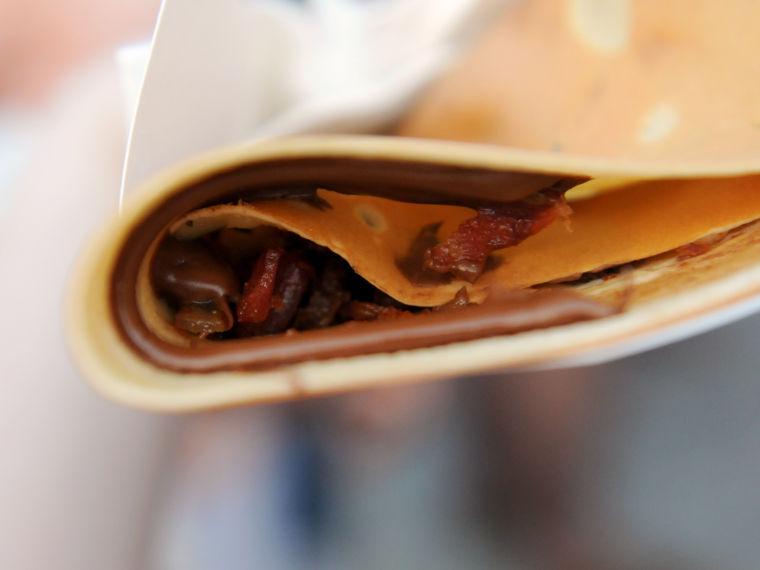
<box><xmin>237</xmin><ymin>248</ymin><xmax>284</xmax><ymax>324</ymax></box>
<box><xmin>424</xmin><ymin>189</ymin><xmax>571</xmax><ymax>282</ymax></box>
<box><xmin>254</xmin><ymin>257</ymin><xmax>313</xmax><ymax>334</ymax></box>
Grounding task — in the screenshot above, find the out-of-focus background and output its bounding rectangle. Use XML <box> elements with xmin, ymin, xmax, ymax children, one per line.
<box><xmin>2</xmin><ymin>1</ymin><xmax>760</xmax><ymax>569</ymax></box>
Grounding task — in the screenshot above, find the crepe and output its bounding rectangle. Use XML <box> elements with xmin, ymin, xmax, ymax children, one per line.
<box><xmin>67</xmin><ymin>136</ymin><xmax>760</xmax><ymax>410</ymax></box>
<box><xmin>398</xmin><ymin>0</ymin><xmax>760</xmax><ymax>172</ymax></box>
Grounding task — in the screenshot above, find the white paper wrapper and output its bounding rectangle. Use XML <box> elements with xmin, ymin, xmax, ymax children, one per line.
<box><xmin>119</xmin><ymin>0</ymin><xmax>507</xmax><ymax>198</ymax></box>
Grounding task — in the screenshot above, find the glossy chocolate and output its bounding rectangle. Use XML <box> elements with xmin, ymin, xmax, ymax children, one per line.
<box><xmin>121</xmin><ymin>288</ymin><xmax>616</xmax><ymax>373</ymax></box>
<box><xmin>152</xmin><ymin>237</ymin><xmax>239</xmax><ymax>303</ymax></box>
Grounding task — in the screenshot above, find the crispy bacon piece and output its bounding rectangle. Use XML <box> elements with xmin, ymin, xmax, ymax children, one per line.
<box><xmin>237</xmin><ymin>248</ymin><xmax>284</xmax><ymax>324</ymax></box>
<box><xmin>424</xmin><ymin>189</ymin><xmax>572</xmax><ymax>282</ymax></box>
<box><xmin>253</xmin><ymin>257</ymin><xmax>313</xmax><ymax>334</ymax></box>
<box><xmin>236</xmin><ymin>252</ymin><xmax>315</xmax><ymax>336</ymax></box>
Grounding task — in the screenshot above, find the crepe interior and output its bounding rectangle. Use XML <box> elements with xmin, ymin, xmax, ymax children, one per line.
<box><xmin>398</xmin><ymin>0</ymin><xmax>760</xmax><ymax>172</ymax></box>
<box><xmin>135</xmin><ymin>174</ymin><xmax>760</xmax><ymax>347</ymax></box>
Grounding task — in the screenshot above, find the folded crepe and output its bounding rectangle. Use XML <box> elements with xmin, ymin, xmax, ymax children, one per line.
<box><xmin>68</xmin><ymin>136</ymin><xmax>760</xmax><ymax>410</ymax></box>
<box><xmin>69</xmin><ymin>1</ymin><xmax>760</xmax><ymax>410</ymax></box>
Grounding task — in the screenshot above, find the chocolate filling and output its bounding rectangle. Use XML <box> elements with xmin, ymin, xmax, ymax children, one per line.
<box><xmin>153</xmin><ymin>229</ymin><xmax>427</xmax><ymax>340</ymax></box>
<box><xmin>111</xmin><ymin>156</ymin><xmax>611</xmax><ymax>373</ymax></box>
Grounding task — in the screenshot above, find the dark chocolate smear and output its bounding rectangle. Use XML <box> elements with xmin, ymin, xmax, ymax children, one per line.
<box><xmin>152</xmin><ymin>237</ymin><xmax>239</xmax><ymax>303</ymax></box>
<box><xmin>120</xmin><ymin>288</ymin><xmax>617</xmax><ymax>373</ymax></box>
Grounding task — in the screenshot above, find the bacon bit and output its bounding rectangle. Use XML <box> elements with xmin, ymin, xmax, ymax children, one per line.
<box><xmin>676</xmin><ymin>240</ymin><xmax>713</xmax><ymax>260</ymax></box>
<box><xmin>435</xmin><ymin>287</ymin><xmax>471</xmax><ymax>311</ymax></box>
<box><xmin>237</xmin><ymin>248</ymin><xmax>284</xmax><ymax>324</ymax></box>
<box><xmin>675</xmin><ymin>230</ymin><xmax>734</xmax><ymax>262</ymax></box>
<box><xmin>346</xmin><ymin>301</ymin><xmax>413</xmax><ymax>321</ymax></box>
<box><xmin>424</xmin><ymin>189</ymin><xmax>571</xmax><ymax>282</ymax></box>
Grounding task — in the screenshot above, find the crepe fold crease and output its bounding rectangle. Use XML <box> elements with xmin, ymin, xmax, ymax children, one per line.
<box><xmin>68</xmin><ymin>136</ymin><xmax>760</xmax><ymax>410</ymax></box>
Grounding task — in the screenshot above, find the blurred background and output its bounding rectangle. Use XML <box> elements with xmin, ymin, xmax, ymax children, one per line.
<box><xmin>2</xmin><ymin>1</ymin><xmax>760</xmax><ymax>569</ymax></box>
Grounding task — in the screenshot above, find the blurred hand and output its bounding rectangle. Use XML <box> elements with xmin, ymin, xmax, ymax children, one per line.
<box><xmin>0</xmin><ymin>0</ymin><xmax>159</xmax><ymax>103</ymax></box>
